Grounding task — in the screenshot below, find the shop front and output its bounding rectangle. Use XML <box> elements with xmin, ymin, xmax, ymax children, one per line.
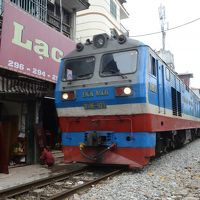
<box><xmin>0</xmin><ymin>1</ymin><xmax>75</xmax><ymax>173</ymax></box>
<box><xmin>0</xmin><ymin>68</ymin><xmax>55</xmax><ymax>172</ymax></box>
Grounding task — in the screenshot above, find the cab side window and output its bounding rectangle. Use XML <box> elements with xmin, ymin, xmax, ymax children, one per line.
<box><xmin>150</xmin><ymin>56</ymin><xmax>157</xmax><ymax>77</ymax></box>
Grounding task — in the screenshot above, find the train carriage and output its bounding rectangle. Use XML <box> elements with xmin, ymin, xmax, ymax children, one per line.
<box><xmin>55</xmin><ymin>33</ymin><xmax>200</xmax><ymax>168</ymax></box>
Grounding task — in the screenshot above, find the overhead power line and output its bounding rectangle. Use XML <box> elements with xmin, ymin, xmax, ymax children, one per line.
<box><xmin>76</xmin><ymin>17</ymin><xmax>200</xmax><ymax>41</ymax></box>
<box><xmin>129</xmin><ymin>17</ymin><xmax>200</xmax><ymax>38</ymax></box>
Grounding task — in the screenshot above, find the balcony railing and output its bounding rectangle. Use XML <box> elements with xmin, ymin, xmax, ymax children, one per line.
<box><xmin>10</xmin><ymin>0</ymin><xmax>47</xmax><ymax>22</ymax></box>
<box><xmin>47</xmin><ymin>13</ymin><xmax>71</xmax><ymax>38</ymax></box>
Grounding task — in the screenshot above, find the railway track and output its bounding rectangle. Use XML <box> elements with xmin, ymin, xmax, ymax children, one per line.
<box><xmin>0</xmin><ymin>166</ymin><xmax>122</xmax><ymax>200</ymax></box>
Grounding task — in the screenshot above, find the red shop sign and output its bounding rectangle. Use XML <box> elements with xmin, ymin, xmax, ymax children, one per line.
<box><xmin>0</xmin><ymin>1</ymin><xmax>75</xmax><ymax>82</ymax></box>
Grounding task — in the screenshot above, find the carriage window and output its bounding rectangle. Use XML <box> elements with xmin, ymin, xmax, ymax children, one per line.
<box><xmin>62</xmin><ymin>57</ymin><xmax>95</xmax><ymax>81</ymax></box>
<box><xmin>165</xmin><ymin>68</ymin><xmax>170</xmax><ymax>81</ymax></box>
<box><xmin>100</xmin><ymin>51</ymin><xmax>137</xmax><ymax>76</ymax></box>
<box><xmin>150</xmin><ymin>56</ymin><xmax>157</xmax><ymax>77</ymax></box>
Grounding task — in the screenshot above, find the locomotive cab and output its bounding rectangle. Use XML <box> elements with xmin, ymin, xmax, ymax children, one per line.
<box><xmin>57</xmin><ymin>33</ymin><xmax>147</xmax><ymax>111</ymax></box>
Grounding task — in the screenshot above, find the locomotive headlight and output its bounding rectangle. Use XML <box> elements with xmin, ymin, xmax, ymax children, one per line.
<box><xmin>118</xmin><ymin>34</ymin><xmax>127</xmax><ymax>44</ymax></box>
<box><xmin>62</xmin><ymin>91</ymin><xmax>75</xmax><ymax>101</ymax></box>
<box><xmin>93</xmin><ymin>33</ymin><xmax>109</xmax><ymax>48</ymax></box>
<box><xmin>76</xmin><ymin>42</ymin><xmax>84</xmax><ymax>52</ymax></box>
<box><xmin>115</xmin><ymin>86</ymin><xmax>132</xmax><ymax>97</ymax></box>
<box><xmin>124</xmin><ymin>87</ymin><xmax>132</xmax><ymax>95</ymax></box>
<box><xmin>62</xmin><ymin>93</ymin><xmax>69</xmax><ymax>100</ymax></box>
<box><xmin>97</xmin><ymin>38</ymin><xmax>104</xmax><ymax>46</ymax></box>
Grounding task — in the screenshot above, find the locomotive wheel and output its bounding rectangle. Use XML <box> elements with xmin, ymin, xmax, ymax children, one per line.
<box><xmin>174</xmin><ymin>131</ymin><xmax>186</xmax><ymax>148</ymax></box>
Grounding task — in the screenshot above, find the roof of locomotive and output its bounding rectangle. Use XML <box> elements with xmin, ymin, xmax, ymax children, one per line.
<box><xmin>62</xmin><ymin>34</ymin><xmax>145</xmax><ymax>59</ymax></box>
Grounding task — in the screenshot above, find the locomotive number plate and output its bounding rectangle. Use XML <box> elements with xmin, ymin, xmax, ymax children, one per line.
<box><xmin>83</xmin><ymin>102</ymin><xmax>107</xmax><ymax>110</ymax></box>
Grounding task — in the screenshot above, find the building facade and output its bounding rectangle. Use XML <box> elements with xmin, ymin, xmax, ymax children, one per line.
<box><xmin>192</xmin><ymin>88</ymin><xmax>200</xmax><ymax>98</ymax></box>
<box><xmin>76</xmin><ymin>0</ymin><xmax>129</xmax><ymax>42</ymax></box>
<box><xmin>0</xmin><ymin>0</ymin><xmax>89</xmax><ymax>173</ymax></box>
<box><xmin>178</xmin><ymin>73</ymin><xmax>193</xmax><ymax>87</ymax></box>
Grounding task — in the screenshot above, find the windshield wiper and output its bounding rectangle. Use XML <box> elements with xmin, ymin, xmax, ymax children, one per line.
<box><xmin>116</xmin><ymin>71</ymin><xmax>127</xmax><ymax>79</ymax></box>
<box><xmin>105</xmin><ymin>69</ymin><xmax>127</xmax><ymax>79</ymax></box>
<box><xmin>77</xmin><ymin>72</ymin><xmax>93</xmax><ymax>78</ymax></box>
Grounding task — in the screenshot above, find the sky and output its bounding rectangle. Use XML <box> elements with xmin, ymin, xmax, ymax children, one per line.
<box><xmin>122</xmin><ymin>0</ymin><xmax>200</xmax><ymax>88</ymax></box>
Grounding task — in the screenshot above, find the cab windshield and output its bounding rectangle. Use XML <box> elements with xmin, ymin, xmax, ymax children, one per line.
<box><xmin>62</xmin><ymin>57</ymin><xmax>95</xmax><ymax>81</ymax></box>
<box><xmin>100</xmin><ymin>50</ymin><xmax>138</xmax><ymax>76</ymax></box>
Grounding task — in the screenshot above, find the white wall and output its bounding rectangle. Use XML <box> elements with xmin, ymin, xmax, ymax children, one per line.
<box><xmin>76</xmin><ymin>0</ymin><xmax>128</xmax><ymax>42</ymax></box>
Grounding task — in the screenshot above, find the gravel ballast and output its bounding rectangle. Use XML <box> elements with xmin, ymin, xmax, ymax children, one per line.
<box><xmin>75</xmin><ymin>139</ymin><xmax>200</xmax><ymax>200</ymax></box>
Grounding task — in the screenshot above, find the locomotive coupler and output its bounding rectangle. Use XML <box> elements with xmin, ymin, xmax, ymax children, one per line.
<box><xmin>79</xmin><ymin>143</ymin><xmax>116</xmax><ymax>161</ymax></box>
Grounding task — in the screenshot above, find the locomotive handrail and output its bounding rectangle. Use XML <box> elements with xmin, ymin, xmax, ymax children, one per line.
<box><xmin>80</xmin><ymin>143</ymin><xmax>116</xmax><ymax>161</ymax></box>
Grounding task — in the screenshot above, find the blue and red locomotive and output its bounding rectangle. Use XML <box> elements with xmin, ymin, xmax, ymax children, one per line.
<box><xmin>55</xmin><ymin>33</ymin><xmax>200</xmax><ymax>168</ymax></box>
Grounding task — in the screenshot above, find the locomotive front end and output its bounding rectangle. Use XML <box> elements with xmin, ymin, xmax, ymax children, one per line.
<box><xmin>55</xmin><ymin>34</ymin><xmax>156</xmax><ymax>168</ymax></box>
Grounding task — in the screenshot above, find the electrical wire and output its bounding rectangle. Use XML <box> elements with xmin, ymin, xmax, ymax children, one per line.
<box><xmin>76</xmin><ymin>17</ymin><xmax>200</xmax><ymax>41</ymax></box>
<box><xmin>129</xmin><ymin>17</ymin><xmax>200</xmax><ymax>38</ymax></box>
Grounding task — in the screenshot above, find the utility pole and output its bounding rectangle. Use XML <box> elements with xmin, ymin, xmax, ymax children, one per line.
<box><xmin>158</xmin><ymin>4</ymin><xmax>167</xmax><ymax>50</ymax></box>
<box><xmin>157</xmin><ymin>4</ymin><xmax>174</xmax><ymax>70</ymax></box>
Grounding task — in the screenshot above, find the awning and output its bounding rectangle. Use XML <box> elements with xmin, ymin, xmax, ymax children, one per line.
<box><xmin>0</xmin><ymin>76</ymin><xmax>53</xmax><ymax>97</ymax></box>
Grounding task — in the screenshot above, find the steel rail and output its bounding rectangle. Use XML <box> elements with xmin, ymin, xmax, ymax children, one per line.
<box><xmin>0</xmin><ymin>167</ymin><xmax>88</xmax><ymax>198</ymax></box>
<box><xmin>47</xmin><ymin>169</ymin><xmax>122</xmax><ymax>200</ymax></box>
